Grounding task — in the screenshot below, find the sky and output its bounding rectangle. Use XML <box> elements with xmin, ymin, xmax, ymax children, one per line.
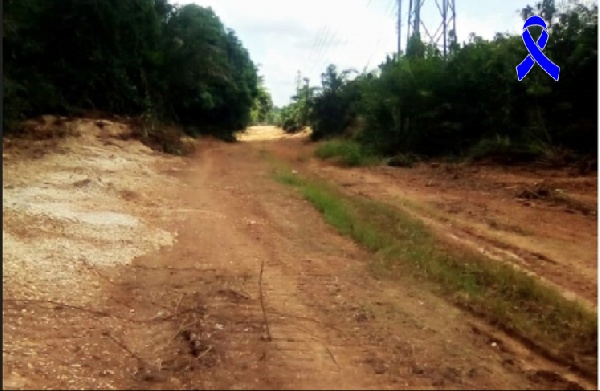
<box><xmin>189</xmin><ymin>0</ymin><xmax>534</xmax><ymax>107</ymax></box>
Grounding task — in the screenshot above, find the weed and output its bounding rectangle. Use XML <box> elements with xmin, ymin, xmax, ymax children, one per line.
<box><xmin>269</xmin><ymin>158</ymin><xmax>597</xmax><ymax>377</ymax></box>
<box><xmin>315</xmin><ymin>139</ymin><xmax>380</xmax><ymax>167</ymax></box>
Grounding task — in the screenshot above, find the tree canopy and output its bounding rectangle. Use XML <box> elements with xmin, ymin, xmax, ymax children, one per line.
<box><xmin>279</xmin><ymin>0</ymin><xmax>597</xmax><ymax>161</ymax></box>
<box><xmin>4</xmin><ymin>0</ymin><xmax>271</xmax><ymax>140</ymax></box>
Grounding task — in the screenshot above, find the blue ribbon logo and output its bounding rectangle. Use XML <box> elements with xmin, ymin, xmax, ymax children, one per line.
<box><xmin>516</xmin><ymin>15</ymin><xmax>560</xmax><ymax>81</ymax></box>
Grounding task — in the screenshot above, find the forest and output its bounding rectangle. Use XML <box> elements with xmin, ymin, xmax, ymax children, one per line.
<box><xmin>4</xmin><ymin>0</ymin><xmax>597</xmax><ymax>164</ymax></box>
<box><xmin>4</xmin><ymin>0</ymin><xmax>273</xmax><ymax>142</ymax></box>
<box><xmin>279</xmin><ymin>0</ymin><xmax>597</xmax><ymax>165</ymax></box>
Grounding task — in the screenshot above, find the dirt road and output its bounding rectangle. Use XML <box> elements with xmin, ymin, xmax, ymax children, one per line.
<box><xmin>3</xmin><ymin>122</ymin><xmax>595</xmax><ymax>390</ymax></box>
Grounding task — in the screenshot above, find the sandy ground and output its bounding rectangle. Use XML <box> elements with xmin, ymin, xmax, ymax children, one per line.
<box><xmin>2</xmin><ymin>123</ymin><xmax>596</xmax><ymax>390</ymax></box>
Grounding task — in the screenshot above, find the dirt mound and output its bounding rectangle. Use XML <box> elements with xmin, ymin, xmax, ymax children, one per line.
<box><xmin>5</xmin><ymin>115</ymin><xmax>197</xmax><ymax>160</ymax></box>
<box><xmin>516</xmin><ymin>181</ymin><xmax>596</xmax><ymax>216</ymax></box>
<box><xmin>3</xmin><ymin>115</ymin><xmax>190</xmax><ymax>388</ymax></box>
<box><xmin>517</xmin><ymin>182</ymin><xmax>558</xmax><ymax>200</ymax></box>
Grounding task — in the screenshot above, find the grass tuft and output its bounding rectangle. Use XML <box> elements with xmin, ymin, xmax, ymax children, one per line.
<box><xmin>314</xmin><ymin>139</ymin><xmax>380</xmax><ymax>167</ymax></box>
<box><xmin>270</xmin><ymin>158</ymin><xmax>597</xmax><ymax>377</ymax></box>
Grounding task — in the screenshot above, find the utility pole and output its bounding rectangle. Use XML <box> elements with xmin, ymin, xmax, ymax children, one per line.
<box><xmin>397</xmin><ymin>0</ymin><xmax>402</xmax><ymax>56</ymax></box>
<box><xmin>296</xmin><ymin>70</ymin><xmax>302</xmax><ymax>101</ymax></box>
<box><xmin>442</xmin><ymin>0</ymin><xmax>447</xmax><ymax>56</ymax></box>
<box><xmin>303</xmin><ymin>77</ymin><xmax>310</xmax><ymax>126</ymax></box>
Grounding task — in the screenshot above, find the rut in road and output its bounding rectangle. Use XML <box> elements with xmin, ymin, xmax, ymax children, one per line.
<box><xmin>107</xmin><ymin>137</ymin><xmax>590</xmax><ymax>390</ymax></box>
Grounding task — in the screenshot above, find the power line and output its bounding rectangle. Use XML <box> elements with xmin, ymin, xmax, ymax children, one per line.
<box><xmin>305</xmin><ymin>26</ymin><xmax>326</xmax><ymax>70</ymax></box>
<box><xmin>363</xmin><ymin>36</ymin><xmax>382</xmax><ymax>71</ymax></box>
<box><xmin>308</xmin><ymin>26</ymin><xmax>325</xmax><ymax>60</ymax></box>
<box><xmin>311</xmin><ymin>0</ymin><xmax>396</xmax><ymax>78</ymax></box>
<box><xmin>309</xmin><ymin>28</ymin><xmax>336</xmax><ymax>76</ymax></box>
<box><xmin>306</xmin><ymin>26</ymin><xmax>331</xmax><ymax>76</ymax></box>
<box><xmin>313</xmin><ymin>27</ymin><xmax>332</xmax><ymax>66</ymax></box>
<box><xmin>300</xmin><ymin>25</ymin><xmax>331</xmax><ymax>91</ymax></box>
<box><xmin>363</xmin><ymin>0</ymin><xmax>399</xmax><ymax>70</ymax></box>
<box><xmin>386</xmin><ymin>0</ymin><xmax>397</xmax><ymax>16</ymax></box>
<box><xmin>307</xmin><ymin>0</ymin><xmax>405</xmax><ymax>89</ymax></box>
<box><xmin>314</xmin><ymin>36</ymin><xmax>349</xmax><ymax>78</ymax></box>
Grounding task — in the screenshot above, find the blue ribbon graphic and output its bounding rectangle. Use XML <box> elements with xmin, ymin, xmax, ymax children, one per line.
<box><xmin>516</xmin><ymin>15</ymin><xmax>560</xmax><ymax>81</ymax></box>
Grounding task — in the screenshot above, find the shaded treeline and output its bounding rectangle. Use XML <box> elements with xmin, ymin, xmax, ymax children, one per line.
<box><xmin>4</xmin><ymin>0</ymin><xmax>272</xmax><ymax>140</ymax></box>
<box><xmin>279</xmin><ymin>0</ymin><xmax>597</xmax><ymax>163</ymax></box>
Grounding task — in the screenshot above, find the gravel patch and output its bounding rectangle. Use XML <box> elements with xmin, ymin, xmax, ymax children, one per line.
<box><xmin>3</xmin><ymin>119</ymin><xmax>183</xmax><ymax>303</ymax></box>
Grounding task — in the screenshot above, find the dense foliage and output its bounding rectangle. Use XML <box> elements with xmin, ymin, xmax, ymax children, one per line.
<box><xmin>282</xmin><ymin>0</ymin><xmax>597</xmax><ymax>161</ymax></box>
<box><xmin>4</xmin><ymin>0</ymin><xmax>271</xmax><ymax>140</ymax></box>
<box><xmin>249</xmin><ymin>77</ymin><xmax>276</xmax><ymax>125</ymax></box>
<box><xmin>277</xmin><ymin>83</ymin><xmax>319</xmax><ymax>133</ymax></box>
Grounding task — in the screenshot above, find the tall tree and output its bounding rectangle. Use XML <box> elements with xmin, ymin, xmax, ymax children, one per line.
<box><xmin>303</xmin><ymin>0</ymin><xmax>597</xmax><ymax>159</ymax></box>
<box><xmin>4</xmin><ymin>0</ymin><xmax>260</xmax><ymax>140</ymax></box>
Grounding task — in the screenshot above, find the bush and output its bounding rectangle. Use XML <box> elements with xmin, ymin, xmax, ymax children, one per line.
<box><xmin>467</xmin><ymin>135</ymin><xmax>544</xmax><ymax>164</ymax></box>
<box><xmin>314</xmin><ymin>139</ymin><xmax>379</xmax><ymax>167</ymax></box>
<box><xmin>303</xmin><ymin>1</ymin><xmax>597</xmax><ymax>163</ymax></box>
<box><xmin>385</xmin><ymin>153</ymin><xmax>419</xmax><ymax>168</ymax></box>
<box><xmin>4</xmin><ymin>0</ymin><xmax>259</xmax><ymax>140</ymax></box>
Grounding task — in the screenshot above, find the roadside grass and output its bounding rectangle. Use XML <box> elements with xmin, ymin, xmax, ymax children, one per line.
<box><xmin>314</xmin><ymin>139</ymin><xmax>380</xmax><ymax>167</ymax></box>
<box><xmin>270</xmin><ymin>159</ymin><xmax>597</xmax><ymax>378</ymax></box>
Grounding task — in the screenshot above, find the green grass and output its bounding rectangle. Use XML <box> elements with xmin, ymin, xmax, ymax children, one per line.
<box><xmin>314</xmin><ymin>139</ymin><xmax>380</xmax><ymax>167</ymax></box>
<box><xmin>271</xmin><ymin>161</ymin><xmax>597</xmax><ymax>377</ymax></box>
<box><xmin>466</xmin><ymin>135</ymin><xmax>544</xmax><ymax>164</ymax></box>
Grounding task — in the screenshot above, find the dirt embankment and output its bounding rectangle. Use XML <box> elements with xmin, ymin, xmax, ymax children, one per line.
<box><xmin>3</xmin><ymin>118</ymin><xmax>186</xmax><ymax>389</ymax></box>
<box><xmin>2</xmin><ymin>122</ymin><xmax>596</xmax><ymax>390</ymax></box>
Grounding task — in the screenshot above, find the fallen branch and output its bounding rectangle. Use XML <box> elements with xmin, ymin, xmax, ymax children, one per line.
<box><xmin>268</xmin><ymin>309</ymin><xmax>343</xmax><ymax>332</ymax></box>
<box><xmin>79</xmin><ymin>259</ymin><xmax>178</xmax><ymax>312</ymax></box>
<box><xmin>128</xmin><ymin>265</ymin><xmax>217</xmax><ymax>272</ymax></box>
<box><xmin>102</xmin><ymin>331</ymin><xmax>163</xmax><ymax>378</ymax></box>
<box><xmin>4</xmin><ymin>298</ymin><xmax>112</xmax><ymax>318</ymax></box>
<box><xmin>174</xmin><ymin>293</ymin><xmax>185</xmax><ymax>314</ymax></box>
<box><xmin>103</xmin><ymin>331</ymin><xmax>145</xmax><ymax>364</ymax></box>
<box><xmin>323</xmin><ymin>343</ymin><xmax>340</xmax><ymax>370</ymax></box>
<box><xmin>3</xmin><ymin>298</ymin><xmax>204</xmax><ymax>324</ymax></box>
<box><xmin>291</xmin><ymin>324</ymin><xmax>340</xmax><ymax>369</ymax></box>
<box><xmin>197</xmin><ymin>345</ymin><xmax>213</xmax><ymax>360</ymax></box>
<box><xmin>163</xmin><ymin>319</ymin><xmax>199</xmax><ymax>351</ymax></box>
<box><xmin>259</xmin><ymin>259</ymin><xmax>272</xmax><ymax>342</ymax></box>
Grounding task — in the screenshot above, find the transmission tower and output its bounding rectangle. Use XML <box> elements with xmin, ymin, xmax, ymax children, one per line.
<box><xmin>296</xmin><ymin>70</ymin><xmax>302</xmax><ymax>100</ymax></box>
<box><xmin>405</xmin><ymin>0</ymin><xmax>457</xmax><ymax>56</ymax></box>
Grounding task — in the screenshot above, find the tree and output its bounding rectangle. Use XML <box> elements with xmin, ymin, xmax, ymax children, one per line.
<box><xmin>250</xmin><ymin>77</ymin><xmax>274</xmax><ymax>125</ymax></box>
<box><xmin>4</xmin><ymin>0</ymin><xmax>261</xmax><ymax>141</ymax></box>
<box><xmin>301</xmin><ymin>0</ymin><xmax>597</xmax><ymax>160</ymax></box>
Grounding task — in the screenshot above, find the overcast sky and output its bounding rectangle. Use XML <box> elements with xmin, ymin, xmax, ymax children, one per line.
<box><xmin>189</xmin><ymin>0</ymin><xmax>532</xmax><ymax>106</ymax></box>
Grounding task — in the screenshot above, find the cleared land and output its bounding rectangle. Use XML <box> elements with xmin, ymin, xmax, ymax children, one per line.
<box><xmin>3</xmin><ymin>122</ymin><xmax>596</xmax><ymax>390</ymax></box>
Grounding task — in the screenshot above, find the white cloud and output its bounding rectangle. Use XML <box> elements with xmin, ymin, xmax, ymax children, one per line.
<box><xmin>189</xmin><ymin>0</ymin><xmax>530</xmax><ymax>106</ymax></box>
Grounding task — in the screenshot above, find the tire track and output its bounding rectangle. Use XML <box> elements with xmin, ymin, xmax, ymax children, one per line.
<box><xmin>102</xmin><ymin>133</ymin><xmax>593</xmax><ymax>390</ymax></box>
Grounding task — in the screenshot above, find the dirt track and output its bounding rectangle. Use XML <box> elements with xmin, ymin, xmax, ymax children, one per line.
<box><xmin>3</xmin><ymin>123</ymin><xmax>597</xmax><ymax>390</ymax></box>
